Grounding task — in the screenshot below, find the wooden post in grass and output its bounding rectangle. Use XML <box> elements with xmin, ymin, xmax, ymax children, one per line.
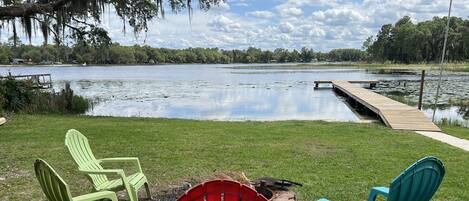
<box><xmin>418</xmin><ymin>70</ymin><xmax>426</xmax><ymax>110</ymax></box>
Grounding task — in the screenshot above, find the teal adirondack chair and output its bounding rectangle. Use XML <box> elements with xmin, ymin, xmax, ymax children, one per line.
<box><xmin>318</xmin><ymin>156</ymin><xmax>445</xmax><ymax>201</ymax></box>
<box><xmin>65</xmin><ymin>129</ymin><xmax>151</xmax><ymax>201</ymax></box>
<box><xmin>35</xmin><ymin>159</ymin><xmax>118</xmax><ymax>201</ymax></box>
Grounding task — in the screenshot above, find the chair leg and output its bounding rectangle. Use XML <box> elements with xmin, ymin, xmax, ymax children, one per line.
<box><xmin>133</xmin><ymin>189</ymin><xmax>138</xmax><ymax>201</ymax></box>
<box><xmin>367</xmin><ymin>190</ymin><xmax>379</xmax><ymax>201</ymax></box>
<box><xmin>367</xmin><ymin>187</ymin><xmax>389</xmax><ymax>201</ymax></box>
<box><xmin>124</xmin><ymin>184</ymin><xmax>139</xmax><ymax>201</ymax></box>
<box><xmin>144</xmin><ymin>182</ymin><xmax>152</xmax><ymax>200</ymax></box>
<box><xmin>110</xmin><ymin>193</ymin><xmax>119</xmax><ymax>201</ymax></box>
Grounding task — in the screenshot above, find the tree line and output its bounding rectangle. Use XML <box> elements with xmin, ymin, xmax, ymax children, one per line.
<box><xmin>0</xmin><ymin>40</ymin><xmax>366</xmax><ymax>64</ymax></box>
<box><xmin>364</xmin><ymin>16</ymin><xmax>469</xmax><ymax>63</ymax></box>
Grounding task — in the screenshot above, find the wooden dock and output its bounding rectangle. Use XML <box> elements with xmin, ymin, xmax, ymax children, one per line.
<box><xmin>0</xmin><ymin>73</ymin><xmax>52</xmax><ymax>89</ymax></box>
<box><xmin>330</xmin><ymin>80</ymin><xmax>440</xmax><ymax>132</ymax></box>
<box><xmin>314</xmin><ymin>80</ymin><xmax>378</xmax><ymax>89</ymax></box>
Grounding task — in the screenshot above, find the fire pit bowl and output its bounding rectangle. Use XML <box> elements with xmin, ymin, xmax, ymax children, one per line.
<box><xmin>177</xmin><ymin>179</ymin><xmax>269</xmax><ymax>201</ymax></box>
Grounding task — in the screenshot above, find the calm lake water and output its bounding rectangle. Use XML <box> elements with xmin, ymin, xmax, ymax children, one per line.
<box><xmin>1</xmin><ymin>64</ymin><xmax>468</xmax><ymax>125</ymax></box>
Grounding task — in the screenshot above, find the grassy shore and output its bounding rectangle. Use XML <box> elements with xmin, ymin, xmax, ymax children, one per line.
<box><xmin>296</xmin><ymin>62</ymin><xmax>469</xmax><ymax>72</ymax></box>
<box><xmin>442</xmin><ymin>126</ymin><xmax>469</xmax><ymax>140</ymax></box>
<box><xmin>1</xmin><ymin>115</ymin><xmax>468</xmax><ymax>201</ymax></box>
<box><xmin>3</xmin><ymin>62</ymin><xmax>469</xmax><ymax>72</ymax></box>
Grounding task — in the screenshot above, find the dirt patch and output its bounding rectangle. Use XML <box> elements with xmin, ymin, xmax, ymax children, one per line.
<box><xmin>0</xmin><ymin>169</ymin><xmax>33</xmax><ymax>181</ymax></box>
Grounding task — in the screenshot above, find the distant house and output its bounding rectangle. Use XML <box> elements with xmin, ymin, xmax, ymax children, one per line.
<box><xmin>11</xmin><ymin>58</ymin><xmax>24</xmax><ymax>65</ymax></box>
<box><xmin>39</xmin><ymin>60</ymin><xmax>53</xmax><ymax>65</ymax></box>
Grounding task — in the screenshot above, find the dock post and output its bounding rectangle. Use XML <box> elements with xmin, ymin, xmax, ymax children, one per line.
<box><xmin>418</xmin><ymin>70</ymin><xmax>425</xmax><ymax>110</ymax></box>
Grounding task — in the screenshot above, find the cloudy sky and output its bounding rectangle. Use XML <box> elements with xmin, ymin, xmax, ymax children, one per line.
<box><xmin>2</xmin><ymin>0</ymin><xmax>469</xmax><ymax>51</ymax></box>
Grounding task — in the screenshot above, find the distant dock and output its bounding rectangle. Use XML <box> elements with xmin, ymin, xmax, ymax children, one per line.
<box><xmin>314</xmin><ymin>80</ymin><xmax>378</xmax><ymax>89</ymax></box>
<box><xmin>316</xmin><ymin>80</ymin><xmax>441</xmax><ymax>132</ymax></box>
<box><xmin>0</xmin><ymin>73</ymin><xmax>52</xmax><ymax>89</ymax></box>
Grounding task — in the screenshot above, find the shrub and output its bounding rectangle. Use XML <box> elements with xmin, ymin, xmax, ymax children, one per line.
<box><xmin>0</xmin><ymin>79</ymin><xmax>34</xmax><ymax>112</ymax></box>
<box><xmin>0</xmin><ymin>79</ymin><xmax>90</xmax><ymax>114</ymax></box>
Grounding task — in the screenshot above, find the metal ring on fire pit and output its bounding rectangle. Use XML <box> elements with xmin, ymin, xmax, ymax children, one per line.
<box><xmin>177</xmin><ymin>179</ymin><xmax>269</xmax><ymax>201</ymax></box>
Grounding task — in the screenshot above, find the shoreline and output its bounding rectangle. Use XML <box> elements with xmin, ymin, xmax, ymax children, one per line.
<box><xmin>1</xmin><ymin>62</ymin><xmax>468</xmax><ymax>70</ymax></box>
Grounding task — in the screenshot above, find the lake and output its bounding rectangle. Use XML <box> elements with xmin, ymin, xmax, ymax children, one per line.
<box><xmin>1</xmin><ymin>64</ymin><xmax>468</xmax><ymax>125</ymax></box>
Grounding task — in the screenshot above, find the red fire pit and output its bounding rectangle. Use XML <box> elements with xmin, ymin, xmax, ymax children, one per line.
<box><xmin>177</xmin><ymin>180</ymin><xmax>269</xmax><ymax>201</ymax></box>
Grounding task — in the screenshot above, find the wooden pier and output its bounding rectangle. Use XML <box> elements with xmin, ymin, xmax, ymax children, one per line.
<box><xmin>314</xmin><ymin>80</ymin><xmax>378</xmax><ymax>89</ymax></box>
<box><xmin>322</xmin><ymin>80</ymin><xmax>440</xmax><ymax>132</ymax></box>
<box><xmin>0</xmin><ymin>73</ymin><xmax>52</xmax><ymax>89</ymax></box>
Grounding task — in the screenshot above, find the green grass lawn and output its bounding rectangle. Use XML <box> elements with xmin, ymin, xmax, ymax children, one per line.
<box><xmin>1</xmin><ymin>115</ymin><xmax>468</xmax><ymax>201</ymax></box>
<box><xmin>442</xmin><ymin>125</ymin><xmax>469</xmax><ymax>140</ymax></box>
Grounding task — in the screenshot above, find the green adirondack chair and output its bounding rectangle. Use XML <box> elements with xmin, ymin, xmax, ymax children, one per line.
<box><xmin>318</xmin><ymin>156</ymin><xmax>445</xmax><ymax>201</ymax></box>
<box><xmin>35</xmin><ymin>159</ymin><xmax>118</xmax><ymax>201</ymax></box>
<box><xmin>65</xmin><ymin>129</ymin><xmax>151</xmax><ymax>201</ymax></box>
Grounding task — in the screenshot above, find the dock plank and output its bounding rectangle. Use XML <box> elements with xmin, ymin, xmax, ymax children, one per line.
<box><xmin>331</xmin><ymin>80</ymin><xmax>440</xmax><ymax>132</ymax></box>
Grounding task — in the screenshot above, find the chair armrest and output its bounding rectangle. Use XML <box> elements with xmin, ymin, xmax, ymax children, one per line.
<box><xmin>73</xmin><ymin>191</ymin><xmax>118</xmax><ymax>201</ymax></box>
<box><xmin>367</xmin><ymin>187</ymin><xmax>389</xmax><ymax>201</ymax></box>
<box><xmin>98</xmin><ymin>157</ymin><xmax>143</xmax><ymax>173</ymax></box>
<box><xmin>99</xmin><ymin>157</ymin><xmax>139</xmax><ymax>162</ymax></box>
<box><xmin>317</xmin><ymin>198</ymin><xmax>330</xmax><ymax>201</ymax></box>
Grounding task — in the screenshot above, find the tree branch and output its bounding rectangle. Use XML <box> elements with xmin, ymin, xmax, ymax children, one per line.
<box><xmin>0</xmin><ymin>0</ymin><xmax>70</xmax><ymax>18</ymax></box>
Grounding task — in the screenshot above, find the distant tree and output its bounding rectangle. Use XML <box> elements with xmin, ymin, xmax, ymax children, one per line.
<box><xmin>260</xmin><ymin>50</ymin><xmax>274</xmax><ymax>63</ymax></box>
<box><xmin>245</xmin><ymin>47</ymin><xmax>262</xmax><ymax>63</ymax></box>
<box><xmin>7</xmin><ymin>36</ymin><xmax>22</xmax><ymax>47</ymax></box>
<box><xmin>366</xmin><ymin>24</ymin><xmax>393</xmax><ymax>62</ymax></box>
<box><xmin>364</xmin><ymin>15</ymin><xmax>469</xmax><ymax>63</ymax></box>
<box><xmin>23</xmin><ymin>49</ymin><xmax>42</xmax><ymax>63</ymax></box>
<box><xmin>288</xmin><ymin>49</ymin><xmax>300</xmax><ymax>62</ymax></box>
<box><xmin>109</xmin><ymin>44</ymin><xmax>135</xmax><ymax>64</ymax></box>
<box><xmin>300</xmin><ymin>47</ymin><xmax>314</xmax><ymax>62</ymax></box>
<box><xmin>332</xmin><ymin>49</ymin><xmax>366</xmax><ymax>61</ymax></box>
<box><xmin>0</xmin><ymin>45</ymin><xmax>12</xmax><ymax>63</ymax></box>
<box><xmin>273</xmin><ymin>48</ymin><xmax>289</xmax><ymax>62</ymax></box>
<box><xmin>134</xmin><ymin>46</ymin><xmax>149</xmax><ymax>64</ymax></box>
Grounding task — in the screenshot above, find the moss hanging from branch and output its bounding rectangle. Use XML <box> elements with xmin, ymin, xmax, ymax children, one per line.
<box><xmin>0</xmin><ymin>0</ymin><xmax>224</xmax><ymax>45</ymax></box>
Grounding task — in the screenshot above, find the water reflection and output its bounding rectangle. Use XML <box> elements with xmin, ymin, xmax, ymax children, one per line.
<box><xmin>80</xmin><ymin>79</ymin><xmax>358</xmax><ymax>121</ymax></box>
<box><xmin>424</xmin><ymin>106</ymin><xmax>469</xmax><ymax>127</ymax></box>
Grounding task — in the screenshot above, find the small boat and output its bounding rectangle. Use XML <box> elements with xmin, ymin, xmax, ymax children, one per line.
<box><xmin>82</xmin><ymin>62</ymin><xmax>87</xmax><ymax>66</ymax></box>
<box><xmin>0</xmin><ymin>117</ymin><xmax>6</xmax><ymax>126</ymax></box>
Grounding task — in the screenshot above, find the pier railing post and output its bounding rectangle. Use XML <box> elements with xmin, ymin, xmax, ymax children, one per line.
<box><xmin>418</xmin><ymin>70</ymin><xmax>425</xmax><ymax>110</ymax></box>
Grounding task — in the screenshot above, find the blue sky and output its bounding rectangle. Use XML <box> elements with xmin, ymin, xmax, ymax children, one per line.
<box><xmin>2</xmin><ymin>0</ymin><xmax>469</xmax><ymax>51</ymax></box>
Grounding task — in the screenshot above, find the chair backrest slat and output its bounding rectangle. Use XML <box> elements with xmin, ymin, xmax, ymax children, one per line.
<box><xmin>388</xmin><ymin>156</ymin><xmax>445</xmax><ymax>201</ymax></box>
<box><xmin>65</xmin><ymin>129</ymin><xmax>108</xmax><ymax>187</ymax></box>
<box><xmin>34</xmin><ymin>159</ymin><xmax>73</xmax><ymax>201</ymax></box>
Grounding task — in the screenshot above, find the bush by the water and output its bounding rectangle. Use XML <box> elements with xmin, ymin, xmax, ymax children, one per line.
<box><xmin>0</xmin><ymin>79</ymin><xmax>90</xmax><ymax>114</ymax></box>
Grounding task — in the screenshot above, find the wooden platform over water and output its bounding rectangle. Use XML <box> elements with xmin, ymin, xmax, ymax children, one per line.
<box><xmin>314</xmin><ymin>80</ymin><xmax>378</xmax><ymax>89</ymax></box>
<box><xmin>330</xmin><ymin>80</ymin><xmax>441</xmax><ymax>132</ymax></box>
<box><xmin>0</xmin><ymin>73</ymin><xmax>52</xmax><ymax>89</ymax></box>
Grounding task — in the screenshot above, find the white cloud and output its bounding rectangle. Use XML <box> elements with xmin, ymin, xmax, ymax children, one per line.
<box><xmin>277</xmin><ymin>0</ymin><xmax>334</xmax><ymax>8</ymax></box>
<box><xmin>279</xmin><ymin>22</ymin><xmax>295</xmax><ymax>33</ymax></box>
<box><xmin>229</xmin><ymin>0</ymin><xmax>249</xmax><ymax>7</ymax></box>
<box><xmin>311</xmin><ymin>7</ymin><xmax>371</xmax><ymax>26</ymax></box>
<box><xmin>279</xmin><ymin>7</ymin><xmax>304</xmax><ymax>17</ymax></box>
<box><xmin>247</xmin><ymin>11</ymin><xmax>275</xmax><ymax>18</ymax></box>
<box><xmin>207</xmin><ymin>15</ymin><xmax>243</xmax><ymax>33</ymax></box>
